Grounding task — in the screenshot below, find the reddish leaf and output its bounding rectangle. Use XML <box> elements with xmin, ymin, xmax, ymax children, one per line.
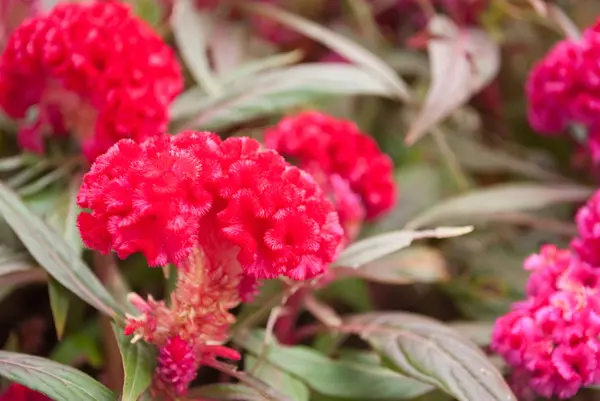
<box><xmin>405</xmin><ymin>15</ymin><xmax>500</xmax><ymax>145</ymax></box>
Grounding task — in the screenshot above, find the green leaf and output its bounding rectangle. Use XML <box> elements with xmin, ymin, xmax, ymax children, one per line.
<box><xmin>335</xmin><ymin>349</ymin><xmax>381</xmax><ymax>366</ymax></box>
<box><xmin>218</xmin><ymin>50</ymin><xmax>304</xmax><ymax>86</ymax></box>
<box><xmin>365</xmin><ymin>165</ymin><xmax>446</xmax><ymax>235</ymax></box>
<box><xmin>131</xmin><ymin>0</ymin><xmax>162</xmax><ymax>27</ymax></box>
<box><xmin>21</xmin><ymin>184</ymin><xmax>63</xmax><ymax>217</ymax></box>
<box><xmin>0</xmin><ymin>351</ymin><xmax>116</xmax><ymax>400</ymax></box>
<box><xmin>344</xmin><ymin>313</ymin><xmax>515</xmax><ymax>401</ymax></box>
<box><xmin>441</xmin><ymin>134</ymin><xmax>564</xmax><ymax>181</ymax></box>
<box><xmin>113</xmin><ymin>323</ymin><xmax>155</xmax><ymax>401</ymax></box>
<box><xmin>319</xmin><ymin>277</ymin><xmax>373</xmax><ymax>312</ymax></box>
<box><xmin>172</xmin><ymin>63</ymin><xmax>401</xmax><ymax>130</ymax></box>
<box><xmin>6</xmin><ymin>159</ymin><xmax>51</xmax><ymax>189</ymax></box>
<box><xmin>0</xmin><ymin>246</ymin><xmax>32</xmax><ymax>276</ymax></box>
<box><xmin>333</xmin><ymin>226</ymin><xmax>473</xmax><ymax>269</ymax></box>
<box><xmin>0</xmin><ymin>180</ymin><xmax>120</xmax><ymax>316</ymax></box>
<box><xmin>235</xmin><ymin>331</ymin><xmax>433</xmax><ymax>399</ymax></box>
<box><xmin>240</xmin><ymin>2</ymin><xmax>410</xmax><ymax>100</ymax></box>
<box><xmin>405</xmin><ymin>183</ymin><xmax>594</xmax><ymax>229</ymax></box>
<box><xmin>48</xmin><ymin>278</ymin><xmax>70</xmax><ymax>340</ymax></box>
<box><xmin>0</xmin><ymin>155</ymin><xmax>28</xmax><ymax>172</ymax></box>
<box><xmin>50</xmin><ymin>320</ymin><xmax>103</xmax><ymax>368</ymax></box>
<box><xmin>246</xmin><ymin>355</ymin><xmax>309</xmax><ymax>401</ymax></box>
<box><xmin>171</xmin><ymin>0</ymin><xmax>221</xmax><ymax>95</ymax></box>
<box><xmin>189</xmin><ymin>383</ymin><xmax>268</xmax><ymax>401</ymax></box>
<box><xmin>448</xmin><ymin>321</ymin><xmax>494</xmax><ymax>347</ymax></box>
<box><xmin>45</xmin><ymin>176</ymin><xmax>83</xmax><ymax>254</ymax></box>
<box><xmin>335</xmin><ymin>246</ymin><xmax>449</xmax><ymax>285</ymax></box>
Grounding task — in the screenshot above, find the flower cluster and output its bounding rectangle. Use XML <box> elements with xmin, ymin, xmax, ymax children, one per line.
<box><xmin>526</xmin><ymin>17</ymin><xmax>600</xmax><ymax>161</ymax></box>
<box><xmin>77</xmin><ymin>131</ymin><xmax>343</xmax><ymax>398</ymax></box>
<box><xmin>0</xmin><ymin>0</ymin><xmax>183</xmax><ymax>162</ymax></box>
<box><xmin>492</xmin><ymin>244</ymin><xmax>600</xmax><ymax>399</ymax></box>
<box><xmin>0</xmin><ymin>383</ymin><xmax>51</xmax><ymax>401</ymax></box>
<box><xmin>265</xmin><ymin>111</ymin><xmax>396</xmax><ymax>242</ymax></box>
<box><xmin>492</xmin><ymin>189</ymin><xmax>600</xmax><ymax>399</ymax></box>
<box><xmin>490</xmin><ymin>182</ymin><xmax>600</xmax><ymax>400</ymax></box>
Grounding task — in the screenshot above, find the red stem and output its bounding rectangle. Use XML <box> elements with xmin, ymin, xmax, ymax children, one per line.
<box><xmin>274</xmin><ymin>287</ymin><xmax>307</xmax><ymax>345</ymax></box>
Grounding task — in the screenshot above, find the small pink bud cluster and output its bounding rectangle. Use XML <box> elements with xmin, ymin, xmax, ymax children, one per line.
<box><xmin>492</xmin><ymin>189</ymin><xmax>600</xmax><ymax>399</ymax></box>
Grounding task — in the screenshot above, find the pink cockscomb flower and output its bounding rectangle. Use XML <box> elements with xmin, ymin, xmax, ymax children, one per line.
<box><xmin>492</xmin><ymin>291</ymin><xmax>600</xmax><ymax>399</ymax></box>
<box><xmin>265</xmin><ymin>111</ymin><xmax>396</xmax><ymax>241</ymax></box>
<box><xmin>573</xmin><ymin>190</ymin><xmax>600</xmax><ymax>266</ymax></box>
<box><xmin>0</xmin><ymin>383</ymin><xmax>51</xmax><ymax>401</ymax></box>
<box><xmin>0</xmin><ymin>0</ymin><xmax>183</xmax><ymax>162</ymax></box>
<box><xmin>492</xmin><ymin>246</ymin><xmax>600</xmax><ymax>399</ymax></box>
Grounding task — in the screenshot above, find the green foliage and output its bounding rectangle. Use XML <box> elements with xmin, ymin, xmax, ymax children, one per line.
<box><xmin>0</xmin><ymin>351</ymin><xmax>116</xmax><ymax>400</ymax></box>
<box><xmin>344</xmin><ymin>313</ymin><xmax>515</xmax><ymax>401</ymax></box>
<box><xmin>0</xmin><ymin>181</ymin><xmax>121</xmax><ymax>317</ymax></box>
<box><xmin>235</xmin><ymin>330</ymin><xmax>433</xmax><ymax>400</ymax></box>
<box><xmin>113</xmin><ymin>324</ymin><xmax>155</xmax><ymax>401</ymax></box>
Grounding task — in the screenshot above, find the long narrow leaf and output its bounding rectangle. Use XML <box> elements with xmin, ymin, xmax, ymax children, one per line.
<box><xmin>113</xmin><ymin>324</ymin><xmax>155</xmax><ymax>401</ymax></box>
<box><xmin>0</xmin><ymin>181</ymin><xmax>120</xmax><ymax>316</ymax></box>
<box><xmin>173</xmin><ymin>63</ymin><xmax>398</xmax><ymax>130</ymax></box>
<box><xmin>0</xmin><ymin>351</ymin><xmax>116</xmax><ymax>401</ymax></box>
<box><xmin>239</xmin><ymin>2</ymin><xmax>410</xmax><ymax>100</ymax></box>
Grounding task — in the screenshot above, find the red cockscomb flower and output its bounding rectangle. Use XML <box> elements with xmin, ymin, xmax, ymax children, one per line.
<box><xmin>77</xmin><ymin>131</ymin><xmax>343</xmax><ymax>281</ymax></box>
<box><xmin>0</xmin><ymin>0</ymin><xmax>183</xmax><ymax>161</ymax></box>
<box><xmin>0</xmin><ymin>383</ymin><xmax>51</xmax><ymax>401</ymax></box>
<box><xmin>77</xmin><ymin>131</ymin><xmax>343</xmax><ymax>398</ymax></box>
<box><xmin>264</xmin><ymin>111</ymin><xmax>396</xmax><ymax>241</ymax></box>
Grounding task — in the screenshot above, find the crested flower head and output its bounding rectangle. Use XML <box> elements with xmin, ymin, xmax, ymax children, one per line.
<box><xmin>492</xmin><ymin>245</ymin><xmax>600</xmax><ymax>399</ymax></box>
<box><xmin>0</xmin><ymin>0</ymin><xmax>183</xmax><ymax>161</ymax></box>
<box><xmin>79</xmin><ymin>131</ymin><xmax>344</xmax><ymax>398</ymax></box>
<box><xmin>264</xmin><ymin>111</ymin><xmax>396</xmax><ymax>241</ymax></box>
<box><xmin>77</xmin><ymin>131</ymin><xmax>343</xmax><ymax>281</ymax></box>
<box><xmin>492</xmin><ymin>290</ymin><xmax>600</xmax><ymax>399</ymax></box>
